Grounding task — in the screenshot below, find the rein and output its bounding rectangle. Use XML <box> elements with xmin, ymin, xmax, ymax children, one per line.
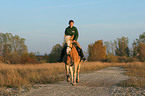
<box><xmin>66</xmin><ymin>43</ymin><xmax>74</xmax><ymax>49</ymax></box>
<box><xmin>66</xmin><ymin>46</ymin><xmax>73</xmax><ymax>49</ymax></box>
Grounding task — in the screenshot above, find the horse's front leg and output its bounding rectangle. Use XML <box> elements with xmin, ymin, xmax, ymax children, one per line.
<box><xmin>65</xmin><ymin>64</ymin><xmax>70</xmax><ymax>82</ymax></box>
<box><xmin>72</xmin><ymin>65</ymin><xmax>78</xmax><ymax>86</ymax></box>
<box><xmin>77</xmin><ymin>64</ymin><xmax>81</xmax><ymax>83</ymax></box>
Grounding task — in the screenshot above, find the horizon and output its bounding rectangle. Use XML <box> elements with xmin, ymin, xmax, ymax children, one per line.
<box><xmin>0</xmin><ymin>0</ymin><xmax>145</xmax><ymax>55</ymax></box>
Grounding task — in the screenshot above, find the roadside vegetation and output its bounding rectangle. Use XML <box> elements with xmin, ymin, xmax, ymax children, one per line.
<box><xmin>1</xmin><ymin>61</ymin><xmax>145</xmax><ymax>89</ymax></box>
<box><xmin>119</xmin><ymin>62</ymin><xmax>145</xmax><ymax>88</ymax></box>
<box><xmin>0</xmin><ymin>62</ymin><xmax>125</xmax><ymax>88</ymax></box>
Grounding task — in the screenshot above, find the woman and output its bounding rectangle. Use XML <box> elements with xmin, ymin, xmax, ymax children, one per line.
<box><xmin>58</xmin><ymin>20</ymin><xmax>86</xmax><ymax>62</ymax></box>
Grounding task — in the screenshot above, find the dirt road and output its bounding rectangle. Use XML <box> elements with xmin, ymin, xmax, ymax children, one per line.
<box><xmin>21</xmin><ymin>67</ymin><xmax>145</xmax><ymax>96</ymax></box>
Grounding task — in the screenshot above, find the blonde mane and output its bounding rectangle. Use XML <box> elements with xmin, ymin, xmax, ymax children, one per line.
<box><xmin>64</xmin><ymin>35</ymin><xmax>72</xmax><ymax>42</ymax></box>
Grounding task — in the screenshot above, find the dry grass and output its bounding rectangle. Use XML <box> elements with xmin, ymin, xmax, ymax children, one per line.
<box><xmin>120</xmin><ymin>62</ymin><xmax>145</xmax><ymax>88</ymax></box>
<box><xmin>78</xmin><ymin>62</ymin><xmax>125</xmax><ymax>73</ymax></box>
<box><xmin>0</xmin><ymin>62</ymin><xmax>125</xmax><ymax>88</ymax></box>
<box><xmin>0</xmin><ymin>63</ymin><xmax>65</xmax><ymax>88</ymax></box>
<box><xmin>0</xmin><ymin>62</ymin><xmax>145</xmax><ymax>89</ymax></box>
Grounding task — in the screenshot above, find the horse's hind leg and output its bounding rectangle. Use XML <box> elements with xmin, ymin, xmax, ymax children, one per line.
<box><xmin>77</xmin><ymin>64</ymin><xmax>81</xmax><ymax>83</ymax></box>
<box><xmin>65</xmin><ymin>65</ymin><xmax>70</xmax><ymax>82</ymax></box>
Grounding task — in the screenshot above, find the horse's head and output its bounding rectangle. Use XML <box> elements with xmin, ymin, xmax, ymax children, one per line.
<box><xmin>64</xmin><ymin>35</ymin><xmax>74</xmax><ymax>55</ymax></box>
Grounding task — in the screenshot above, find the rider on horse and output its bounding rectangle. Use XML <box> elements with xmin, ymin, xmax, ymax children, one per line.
<box><xmin>58</xmin><ymin>20</ymin><xmax>86</xmax><ymax>62</ymax></box>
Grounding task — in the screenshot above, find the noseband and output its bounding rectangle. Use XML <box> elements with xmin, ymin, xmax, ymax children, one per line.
<box><xmin>66</xmin><ymin>45</ymin><xmax>73</xmax><ymax>49</ymax></box>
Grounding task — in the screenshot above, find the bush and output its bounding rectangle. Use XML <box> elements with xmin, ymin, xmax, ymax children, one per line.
<box><xmin>106</xmin><ymin>55</ymin><xmax>118</xmax><ymax>63</ymax></box>
<box><xmin>6</xmin><ymin>53</ymin><xmax>21</xmax><ymax>64</ymax></box>
<box><xmin>104</xmin><ymin>56</ymin><xmax>139</xmax><ymax>63</ymax></box>
<box><xmin>125</xmin><ymin>57</ymin><xmax>138</xmax><ymax>62</ymax></box>
<box><xmin>21</xmin><ymin>52</ymin><xmax>39</xmax><ymax>64</ymax></box>
<box><xmin>88</xmin><ymin>40</ymin><xmax>106</xmax><ymax>61</ymax></box>
<box><xmin>117</xmin><ymin>56</ymin><xmax>127</xmax><ymax>62</ymax></box>
<box><xmin>48</xmin><ymin>53</ymin><xmax>60</xmax><ymax>63</ymax></box>
<box><xmin>0</xmin><ymin>56</ymin><xmax>4</xmax><ymax>63</ymax></box>
<box><xmin>48</xmin><ymin>44</ymin><xmax>62</xmax><ymax>63</ymax></box>
<box><xmin>118</xmin><ymin>56</ymin><xmax>139</xmax><ymax>63</ymax></box>
<box><xmin>39</xmin><ymin>60</ymin><xmax>47</xmax><ymax>64</ymax></box>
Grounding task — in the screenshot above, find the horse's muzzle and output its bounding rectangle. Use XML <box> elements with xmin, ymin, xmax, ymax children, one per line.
<box><xmin>67</xmin><ymin>54</ymin><xmax>70</xmax><ymax>56</ymax></box>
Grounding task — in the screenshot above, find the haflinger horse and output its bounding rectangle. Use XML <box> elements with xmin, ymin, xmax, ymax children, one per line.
<box><xmin>63</xmin><ymin>35</ymin><xmax>83</xmax><ymax>86</ymax></box>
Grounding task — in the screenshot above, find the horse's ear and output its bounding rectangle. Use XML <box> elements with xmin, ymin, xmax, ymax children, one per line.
<box><xmin>64</xmin><ymin>35</ymin><xmax>66</xmax><ymax>37</ymax></box>
<box><xmin>71</xmin><ymin>35</ymin><xmax>74</xmax><ymax>39</ymax></box>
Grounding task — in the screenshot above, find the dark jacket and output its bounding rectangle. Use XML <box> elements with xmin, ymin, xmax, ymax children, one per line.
<box><xmin>65</xmin><ymin>26</ymin><xmax>79</xmax><ymax>41</ymax></box>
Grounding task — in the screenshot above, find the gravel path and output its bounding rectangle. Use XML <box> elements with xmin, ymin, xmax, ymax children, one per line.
<box><xmin>20</xmin><ymin>67</ymin><xmax>145</xmax><ymax>96</ymax></box>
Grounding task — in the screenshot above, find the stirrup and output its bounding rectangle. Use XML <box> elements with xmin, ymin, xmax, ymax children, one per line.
<box><xmin>81</xmin><ymin>57</ymin><xmax>87</xmax><ymax>62</ymax></box>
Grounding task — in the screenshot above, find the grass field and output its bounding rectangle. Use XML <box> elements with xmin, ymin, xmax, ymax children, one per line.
<box><xmin>0</xmin><ymin>62</ymin><xmax>145</xmax><ymax>89</ymax></box>
<box><xmin>120</xmin><ymin>62</ymin><xmax>145</xmax><ymax>88</ymax></box>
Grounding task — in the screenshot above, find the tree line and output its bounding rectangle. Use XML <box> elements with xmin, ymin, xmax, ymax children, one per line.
<box><xmin>49</xmin><ymin>32</ymin><xmax>145</xmax><ymax>63</ymax></box>
<box><xmin>88</xmin><ymin>32</ymin><xmax>145</xmax><ymax>62</ymax></box>
<box><xmin>0</xmin><ymin>32</ymin><xmax>145</xmax><ymax>64</ymax></box>
<box><xmin>0</xmin><ymin>33</ymin><xmax>39</xmax><ymax>64</ymax></box>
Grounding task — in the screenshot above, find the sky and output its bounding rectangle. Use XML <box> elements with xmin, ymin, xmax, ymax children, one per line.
<box><xmin>0</xmin><ymin>0</ymin><xmax>145</xmax><ymax>55</ymax></box>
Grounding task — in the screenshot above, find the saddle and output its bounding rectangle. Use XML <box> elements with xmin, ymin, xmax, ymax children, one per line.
<box><xmin>73</xmin><ymin>43</ymin><xmax>81</xmax><ymax>56</ymax></box>
<box><xmin>63</xmin><ymin>43</ymin><xmax>81</xmax><ymax>57</ymax></box>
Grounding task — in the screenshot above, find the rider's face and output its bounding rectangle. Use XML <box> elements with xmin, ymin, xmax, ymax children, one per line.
<box><xmin>69</xmin><ymin>22</ymin><xmax>74</xmax><ymax>27</ymax></box>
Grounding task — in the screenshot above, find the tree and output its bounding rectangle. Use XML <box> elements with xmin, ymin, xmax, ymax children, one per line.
<box><xmin>104</xmin><ymin>40</ymin><xmax>117</xmax><ymax>56</ymax></box>
<box><xmin>104</xmin><ymin>41</ymin><xmax>110</xmax><ymax>55</ymax></box>
<box><xmin>137</xmin><ymin>32</ymin><xmax>145</xmax><ymax>43</ymax></box>
<box><xmin>0</xmin><ymin>32</ymin><xmax>28</xmax><ymax>64</ymax></box>
<box><xmin>111</xmin><ymin>40</ymin><xmax>117</xmax><ymax>55</ymax></box>
<box><xmin>132</xmin><ymin>32</ymin><xmax>145</xmax><ymax>61</ymax></box>
<box><xmin>21</xmin><ymin>52</ymin><xmax>30</xmax><ymax>64</ymax></box>
<box><xmin>48</xmin><ymin>44</ymin><xmax>62</xmax><ymax>63</ymax></box>
<box><xmin>132</xmin><ymin>40</ymin><xmax>138</xmax><ymax>57</ymax></box>
<box><xmin>115</xmin><ymin>37</ymin><xmax>130</xmax><ymax>57</ymax></box>
<box><xmin>138</xmin><ymin>43</ymin><xmax>145</xmax><ymax>61</ymax></box>
<box><xmin>88</xmin><ymin>40</ymin><xmax>106</xmax><ymax>61</ymax></box>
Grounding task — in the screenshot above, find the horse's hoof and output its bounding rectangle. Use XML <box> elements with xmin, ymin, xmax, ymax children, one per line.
<box><xmin>72</xmin><ymin>83</ymin><xmax>76</xmax><ymax>86</ymax></box>
<box><xmin>76</xmin><ymin>79</ymin><xmax>79</xmax><ymax>83</ymax></box>
<box><xmin>67</xmin><ymin>78</ymin><xmax>70</xmax><ymax>82</ymax></box>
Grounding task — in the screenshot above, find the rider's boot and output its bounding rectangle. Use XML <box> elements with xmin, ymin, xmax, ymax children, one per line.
<box><xmin>58</xmin><ymin>47</ymin><xmax>66</xmax><ymax>62</ymax></box>
<box><xmin>79</xmin><ymin>49</ymin><xmax>87</xmax><ymax>62</ymax></box>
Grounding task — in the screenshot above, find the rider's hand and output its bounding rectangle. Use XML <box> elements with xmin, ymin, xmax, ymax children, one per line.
<box><xmin>73</xmin><ymin>40</ymin><xmax>76</xmax><ymax>42</ymax></box>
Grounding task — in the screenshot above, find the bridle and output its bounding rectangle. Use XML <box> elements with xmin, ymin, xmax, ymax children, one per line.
<box><xmin>66</xmin><ymin>39</ymin><xmax>74</xmax><ymax>57</ymax></box>
<box><xmin>67</xmin><ymin>46</ymin><xmax>73</xmax><ymax>49</ymax></box>
<box><xmin>66</xmin><ymin>39</ymin><xmax>74</xmax><ymax>49</ymax></box>
<box><xmin>65</xmin><ymin>38</ymin><xmax>75</xmax><ymax>63</ymax></box>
